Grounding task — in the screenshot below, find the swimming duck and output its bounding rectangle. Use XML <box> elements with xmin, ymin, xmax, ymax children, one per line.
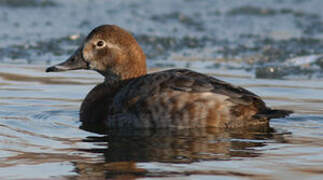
<box><xmin>46</xmin><ymin>25</ymin><xmax>292</xmax><ymax>129</ymax></box>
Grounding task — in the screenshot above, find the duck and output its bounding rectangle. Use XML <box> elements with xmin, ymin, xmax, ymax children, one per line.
<box><xmin>46</xmin><ymin>24</ymin><xmax>292</xmax><ymax>129</ymax></box>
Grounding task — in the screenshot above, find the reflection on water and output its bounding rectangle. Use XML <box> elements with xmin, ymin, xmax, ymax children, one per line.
<box><xmin>80</xmin><ymin>126</ymin><xmax>280</xmax><ymax>163</ymax></box>
<box><xmin>74</xmin><ymin>126</ymin><xmax>284</xmax><ymax>178</ymax></box>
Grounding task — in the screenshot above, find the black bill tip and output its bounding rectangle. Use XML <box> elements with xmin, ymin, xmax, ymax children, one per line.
<box><xmin>46</xmin><ymin>66</ymin><xmax>57</xmax><ymax>72</ymax></box>
<box><xmin>45</xmin><ymin>65</ymin><xmax>68</xmax><ymax>72</ymax></box>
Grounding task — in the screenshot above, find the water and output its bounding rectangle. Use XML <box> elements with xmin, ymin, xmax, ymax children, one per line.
<box><xmin>0</xmin><ymin>0</ymin><xmax>323</xmax><ymax>179</ymax></box>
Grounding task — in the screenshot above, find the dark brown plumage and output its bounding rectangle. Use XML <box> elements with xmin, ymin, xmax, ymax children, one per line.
<box><xmin>46</xmin><ymin>24</ymin><xmax>292</xmax><ymax>129</ymax></box>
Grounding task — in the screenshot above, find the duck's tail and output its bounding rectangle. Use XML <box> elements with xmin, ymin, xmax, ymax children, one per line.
<box><xmin>253</xmin><ymin>109</ymin><xmax>293</xmax><ymax>119</ymax></box>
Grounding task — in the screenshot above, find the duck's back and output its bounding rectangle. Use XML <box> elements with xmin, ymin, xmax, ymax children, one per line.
<box><xmin>101</xmin><ymin>69</ymin><xmax>290</xmax><ymax>128</ymax></box>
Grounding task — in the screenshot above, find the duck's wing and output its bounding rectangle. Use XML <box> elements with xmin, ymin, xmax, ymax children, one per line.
<box><xmin>165</xmin><ymin>69</ymin><xmax>260</xmax><ymax>100</ymax></box>
<box><xmin>109</xmin><ymin>69</ymin><xmax>291</xmax><ymax>128</ymax></box>
<box><xmin>114</xmin><ymin>68</ymin><xmax>261</xmax><ymax>108</ymax></box>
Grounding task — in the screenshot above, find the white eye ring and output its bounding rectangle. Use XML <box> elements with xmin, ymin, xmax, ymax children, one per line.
<box><xmin>96</xmin><ymin>40</ymin><xmax>105</xmax><ymax>48</ymax></box>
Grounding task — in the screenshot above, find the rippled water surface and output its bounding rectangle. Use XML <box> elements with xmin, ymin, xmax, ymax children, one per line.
<box><xmin>1</xmin><ymin>0</ymin><xmax>323</xmax><ymax>179</ymax></box>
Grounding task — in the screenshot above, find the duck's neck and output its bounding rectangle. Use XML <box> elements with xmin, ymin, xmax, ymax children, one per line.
<box><xmin>99</xmin><ymin>69</ymin><xmax>122</xmax><ymax>83</ymax></box>
<box><xmin>99</xmin><ymin>67</ymin><xmax>147</xmax><ymax>85</ymax></box>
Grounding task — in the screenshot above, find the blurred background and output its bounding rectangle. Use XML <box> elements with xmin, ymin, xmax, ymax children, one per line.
<box><xmin>0</xmin><ymin>0</ymin><xmax>323</xmax><ymax>180</ymax></box>
<box><xmin>1</xmin><ymin>0</ymin><xmax>323</xmax><ymax>79</ymax></box>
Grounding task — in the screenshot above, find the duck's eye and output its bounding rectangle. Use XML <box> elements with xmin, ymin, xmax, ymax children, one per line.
<box><xmin>96</xmin><ymin>40</ymin><xmax>105</xmax><ymax>47</ymax></box>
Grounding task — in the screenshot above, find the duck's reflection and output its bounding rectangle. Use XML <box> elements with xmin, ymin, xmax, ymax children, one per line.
<box><xmin>74</xmin><ymin>125</ymin><xmax>287</xmax><ymax>178</ymax></box>
<box><xmin>79</xmin><ymin>125</ymin><xmax>285</xmax><ymax>163</ymax></box>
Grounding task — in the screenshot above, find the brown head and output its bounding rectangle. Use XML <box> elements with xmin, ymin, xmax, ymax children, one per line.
<box><xmin>46</xmin><ymin>25</ymin><xmax>147</xmax><ymax>81</ymax></box>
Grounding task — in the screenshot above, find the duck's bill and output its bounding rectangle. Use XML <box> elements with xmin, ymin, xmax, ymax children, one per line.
<box><xmin>46</xmin><ymin>48</ymin><xmax>89</xmax><ymax>72</ymax></box>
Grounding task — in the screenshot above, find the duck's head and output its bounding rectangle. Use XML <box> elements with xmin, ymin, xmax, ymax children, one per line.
<box><xmin>46</xmin><ymin>25</ymin><xmax>147</xmax><ymax>81</ymax></box>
